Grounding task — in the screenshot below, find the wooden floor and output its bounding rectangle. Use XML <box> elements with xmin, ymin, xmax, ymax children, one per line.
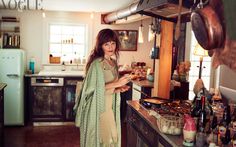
<box><xmin>3</xmin><ymin>124</ymin><xmax>127</xmax><ymax>147</ymax></box>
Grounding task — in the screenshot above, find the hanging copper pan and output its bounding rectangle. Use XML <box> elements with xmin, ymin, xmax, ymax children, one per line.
<box><xmin>191</xmin><ymin>5</ymin><xmax>224</xmax><ymax>50</ymax></box>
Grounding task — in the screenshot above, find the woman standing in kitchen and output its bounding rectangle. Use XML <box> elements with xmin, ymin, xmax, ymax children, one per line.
<box><xmin>74</xmin><ymin>28</ymin><xmax>130</xmax><ymax>147</ymax></box>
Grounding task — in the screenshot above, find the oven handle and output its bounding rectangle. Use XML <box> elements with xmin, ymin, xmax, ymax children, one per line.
<box><xmin>31</xmin><ymin>77</ymin><xmax>64</xmax><ymax>86</ymax></box>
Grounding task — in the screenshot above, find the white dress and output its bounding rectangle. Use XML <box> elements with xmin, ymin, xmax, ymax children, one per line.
<box><xmin>99</xmin><ymin>59</ymin><xmax>119</xmax><ymax>147</ymax></box>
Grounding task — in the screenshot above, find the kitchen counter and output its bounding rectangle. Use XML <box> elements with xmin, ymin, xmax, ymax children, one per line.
<box><xmin>127</xmin><ymin>100</ymin><xmax>184</xmax><ymax>147</ymax></box>
<box><xmin>24</xmin><ymin>71</ymin><xmax>85</xmax><ymax>77</ymax></box>
<box><xmin>0</xmin><ymin>83</ymin><xmax>7</xmax><ymax>91</ymax></box>
<box><xmin>131</xmin><ymin>79</ymin><xmax>154</xmax><ymax>88</ymax></box>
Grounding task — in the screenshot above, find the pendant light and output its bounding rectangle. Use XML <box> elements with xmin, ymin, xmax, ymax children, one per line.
<box><xmin>138</xmin><ymin>16</ymin><xmax>144</xmax><ymax>43</ymax></box>
<box><xmin>148</xmin><ymin>18</ymin><xmax>154</xmax><ymax>42</ymax></box>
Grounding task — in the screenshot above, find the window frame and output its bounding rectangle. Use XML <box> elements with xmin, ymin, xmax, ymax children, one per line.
<box><xmin>42</xmin><ymin>20</ymin><xmax>89</xmax><ymax>64</ymax></box>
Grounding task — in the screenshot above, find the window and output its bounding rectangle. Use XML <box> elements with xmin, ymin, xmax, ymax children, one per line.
<box><xmin>49</xmin><ymin>24</ymin><xmax>87</xmax><ymax>63</ymax></box>
<box><xmin>188</xmin><ymin>32</ymin><xmax>212</xmax><ymax>100</ymax></box>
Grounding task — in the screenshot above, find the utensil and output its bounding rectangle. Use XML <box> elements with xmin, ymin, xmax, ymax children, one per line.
<box><xmin>191</xmin><ymin>2</ymin><xmax>224</xmax><ymax>50</ymax></box>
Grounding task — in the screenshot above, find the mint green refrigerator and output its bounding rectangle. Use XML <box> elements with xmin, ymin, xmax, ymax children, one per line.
<box><xmin>0</xmin><ymin>49</ymin><xmax>25</xmax><ymax>126</ymax></box>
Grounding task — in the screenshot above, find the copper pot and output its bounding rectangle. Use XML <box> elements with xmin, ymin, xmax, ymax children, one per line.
<box><xmin>191</xmin><ymin>5</ymin><xmax>224</xmax><ymax>50</ymax></box>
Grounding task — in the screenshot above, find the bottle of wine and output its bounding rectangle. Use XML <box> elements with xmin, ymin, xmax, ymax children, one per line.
<box><xmin>196</xmin><ymin>96</ymin><xmax>207</xmax><ymax>146</ymax></box>
<box><xmin>232</xmin><ymin>132</ymin><xmax>236</xmax><ymax>147</ymax></box>
<box><xmin>198</xmin><ymin>96</ymin><xmax>206</xmax><ymax>132</ymax></box>
<box><xmin>231</xmin><ymin>108</ymin><xmax>236</xmax><ymax>133</ymax></box>
<box><xmin>219</xmin><ymin>104</ymin><xmax>231</xmax><ymax>145</ymax></box>
<box><xmin>210</xmin><ymin>114</ymin><xmax>218</xmax><ymax>144</ymax></box>
<box><xmin>191</xmin><ymin>95</ymin><xmax>202</xmax><ymax>128</ymax></box>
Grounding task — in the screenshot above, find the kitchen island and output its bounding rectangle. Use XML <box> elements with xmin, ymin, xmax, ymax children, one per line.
<box><xmin>126</xmin><ymin>100</ymin><xmax>184</xmax><ymax>147</ymax></box>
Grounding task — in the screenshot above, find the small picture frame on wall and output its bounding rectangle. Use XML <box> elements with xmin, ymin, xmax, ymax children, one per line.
<box><xmin>114</xmin><ymin>30</ymin><xmax>138</xmax><ymax>51</ymax></box>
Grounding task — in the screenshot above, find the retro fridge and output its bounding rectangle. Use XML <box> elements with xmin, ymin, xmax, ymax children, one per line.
<box><xmin>0</xmin><ymin>49</ymin><xmax>25</xmax><ymax>125</ymax></box>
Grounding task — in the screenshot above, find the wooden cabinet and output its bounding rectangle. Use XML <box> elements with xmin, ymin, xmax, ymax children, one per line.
<box><xmin>0</xmin><ymin>83</ymin><xmax>7</xmax><ymax>146</ymax></box>
<box><xmin>126</xmin><ymin>101</ymin><xmax>180</xmax><ymax>147</ymax></box>
<box><xmin>0</xmin><ymin>17</ymin><xmax>20</xmax><ymax>48</ymax></box>
<box><xmin>127</xmin><ymin>105</ymin><xmax>159</xmax><ymax>146</ymax></box>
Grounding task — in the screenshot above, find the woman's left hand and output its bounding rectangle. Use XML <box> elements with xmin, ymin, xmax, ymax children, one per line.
<box><xmin>114</xmin><ymin>85</ymin><xmax>130</xmax><ymax>93</ymax></box>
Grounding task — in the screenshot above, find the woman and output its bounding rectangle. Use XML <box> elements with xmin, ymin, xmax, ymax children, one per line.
<box><xmin>74</xmin><ymin>28</ymin><xmax>130</xmax><ymax>147</ymax></box>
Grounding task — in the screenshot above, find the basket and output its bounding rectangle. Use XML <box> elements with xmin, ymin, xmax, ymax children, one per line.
<box><xmin>49</xmin><ymin>57</ymin><xmax>61</xmax><ymax>64</ymax></box>
<box><xmin>156</xmin><ymin>115</ymin><xmax>183</xmax><ymax>135</ymax></box>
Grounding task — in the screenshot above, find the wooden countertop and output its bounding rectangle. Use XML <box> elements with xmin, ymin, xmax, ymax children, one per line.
<box><xmin>127</xmin><ymin>100</ymin><xmax>184</xmax><ymax>147</ymax></box>
<box><xmin>0</xmin><ymin>83</ymin><xmax>7</xmax><ymax>91</ymax></box>
<box><xmin>132</xmin><ymin>79</ymin><xmax>154</xmax><ymax>88</ymax></box>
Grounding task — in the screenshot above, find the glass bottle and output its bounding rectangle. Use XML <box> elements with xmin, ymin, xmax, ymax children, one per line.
<box><xmin>199</xmin><ymin>96</ymin><xmax>207</xmax><ymax>132</ymax></box>
<box><xmin>196</xmin><ymin>96</ymin><xmax>207</xmax><ymax>147</ymax></box>
<box><xmin>191</xmin><ymin>95</ymin><xmax>202</xmax><ymax>128</ymax></box>
<box><xmin>61</xmin><ymin>61</ymin><xmax>66</xmax><ymax>71</ymax></box>
<box><xmin>232</xmin><ymin>132</ymin><xmax>236</xmax><ymax>147</ymax></box>
<box><xmin>208</xmin><ymin>113</ymin><xmax>218</xmax><ymax>144</ymax></box>
<box><xmin>218</xmin><ymin>104</ymin><xmax>231</xmax><ymax>145</ymax></box>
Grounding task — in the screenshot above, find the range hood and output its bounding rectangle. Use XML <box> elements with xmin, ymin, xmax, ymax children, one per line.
<box><xmin>102</xmin><ymin>0</ymin><xmax>194</xmax><ymax>24</ymax></box>
<box><xmin>136</xmin><ymin>0</ymin><xmax>194</xmax><ymax>22</ymax></box>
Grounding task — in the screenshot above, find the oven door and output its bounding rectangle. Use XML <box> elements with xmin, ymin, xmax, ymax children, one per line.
<box><xmin>30</xmin><ymin>77</ymin><xmax>64</xmax><ymax>122</ymax></box>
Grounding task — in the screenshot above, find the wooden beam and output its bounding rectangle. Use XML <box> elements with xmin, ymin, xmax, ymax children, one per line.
<box><xmin>157</xmin><ymin>20</ymin><xmax>174</xmax><ymax>98</ymax></box>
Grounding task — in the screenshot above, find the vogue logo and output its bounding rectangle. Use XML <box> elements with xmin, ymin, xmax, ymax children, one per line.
<box><xmin>0</xmin><ymin>0</ymin><xmax>43</xmax><ymax>10</ymax></box>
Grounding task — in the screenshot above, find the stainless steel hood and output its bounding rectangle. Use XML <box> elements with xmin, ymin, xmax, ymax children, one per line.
<box><xmin>102</xmin><ymin>0</ymin><xmax>194</xmax><ymax>24</ymax></box>
<box><xmin>136</xmin><ymin>0</ymin><xmax>194</xmax><ymax>22</ymax></box>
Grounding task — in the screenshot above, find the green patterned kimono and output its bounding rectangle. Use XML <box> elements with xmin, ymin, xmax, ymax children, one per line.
<box><xmin>74</xmin><ymin>58</ymin><xmax>121</xmax><ymax>147</ymax></box>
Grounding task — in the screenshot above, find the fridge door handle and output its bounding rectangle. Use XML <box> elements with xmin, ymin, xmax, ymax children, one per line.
<box><xmin>7</xmin><ymin>74</ymin><xmax>19</xmax><ymax>78</ymax></box>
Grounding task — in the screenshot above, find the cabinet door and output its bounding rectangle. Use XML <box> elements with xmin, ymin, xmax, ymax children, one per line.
<box><xmin>127</xmin><ymin>123</ymin><xmax>137</xmax><ymax>147</ymax></box>
<box><xmin>32</xmin><ymin>86</ymin><xmax>63</xmax><ymax>121</ymax></box>
<box><xmin>64</xmin><ymin>78</ymin><xmax>83</xmax><ymax>121</ymax></box>
<box><xmin>65</xmin><ymin>86</ymin><xmax>76</xmax><ymax>120</ymax></box>
<box><xmin>158</xmin><ymin>135</ymin><xmax>172</xmax><ymax>147</ymax></box>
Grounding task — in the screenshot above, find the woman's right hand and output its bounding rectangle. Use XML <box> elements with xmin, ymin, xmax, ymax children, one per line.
<box><xmin>105</xmin><ymin>74</ymin><xmax>131</xmax><ymax>90</ymax></box>
<box><xmin>117</xmin><ymin>75</ymin><xmax>131</xmax><ymax>87</ymax></box>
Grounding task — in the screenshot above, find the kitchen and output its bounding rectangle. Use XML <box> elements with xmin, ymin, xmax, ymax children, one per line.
<box><xmin>1</xmin><ymin>0</ymin><xmax>236</xmax><ymax>147</ymax></box>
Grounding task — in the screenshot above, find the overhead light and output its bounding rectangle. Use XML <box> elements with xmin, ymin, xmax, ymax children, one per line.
<box><xmin>138</xmin><ymin>17</ymin><xmax>144</xmax><ymax>43</ymax></box>
<box><xmin>42</xmin><ymin>11</ymin><xmax>46</xmax><ymax>18</ymax></box>
<box><xmin>138</xmin><ymin>24</ymin><xmax>144</xmax><ymax>43</ymax></box>
<box><xmin>90</xmin><ymin>12</ymin><xmax>94</xmax><ymax>19</ymax></box>
<box><xmin>148</xmin><ymin>18</ymin><xmax>154</xmax><ymax>42</ymax></box>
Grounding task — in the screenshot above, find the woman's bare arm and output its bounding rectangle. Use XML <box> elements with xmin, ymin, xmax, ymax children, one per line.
<box><xmin>105</xmin><ymin>75</ymin><xmax>130</xmax><ymax>90</ymax></box>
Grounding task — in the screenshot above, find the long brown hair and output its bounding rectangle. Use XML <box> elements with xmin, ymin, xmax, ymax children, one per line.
<box><xmin>85</xmin><ymin>28</ymin><xmax>120</xmax><ymax>73</ymax></box>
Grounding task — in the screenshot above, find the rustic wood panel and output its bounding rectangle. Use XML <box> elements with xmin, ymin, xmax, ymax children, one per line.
<box><xmin>158</xmin><ymin>20</ymin><xmax>174</xmax><ymax>98</ymax></box>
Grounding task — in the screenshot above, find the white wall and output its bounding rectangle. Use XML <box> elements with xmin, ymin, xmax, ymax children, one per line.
<box><xmin>0</xmin><ymin>10</ymin><xmax>154</xmax><ymax>73</ymax></box>
<box><xmin>219</xmin><ymin>65</ymin><xmax>236</xmax><ymax>89</ymax></box>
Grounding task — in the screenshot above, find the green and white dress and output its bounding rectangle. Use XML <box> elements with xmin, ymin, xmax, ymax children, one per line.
<box><xmin>74</xmin><ymin>58</ymin><xmax>121</xmax><ymax>147</ymax></box>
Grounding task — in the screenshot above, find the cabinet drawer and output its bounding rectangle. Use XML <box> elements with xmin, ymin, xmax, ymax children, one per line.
<box><xmin>128</xmin><ymin>108</ymin><xmax>157</xmax><ymax>145</ymax></box>
<box><xmin>132</xmin><ymin>83</ymin><xmax>141</xmax><ymax>100</ymax></box>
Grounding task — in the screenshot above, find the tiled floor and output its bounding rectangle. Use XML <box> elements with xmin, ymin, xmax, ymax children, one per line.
<box><xmin>3</xmin><ymin>124</ymin><xmax>127</xmax><ymax>147</ymax></box>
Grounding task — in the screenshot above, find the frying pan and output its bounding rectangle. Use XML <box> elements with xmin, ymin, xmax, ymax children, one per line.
<box><xmin>191</xmin><ymin>5</ymin><xmax>224</xmax><ymax>50</ymax></box>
